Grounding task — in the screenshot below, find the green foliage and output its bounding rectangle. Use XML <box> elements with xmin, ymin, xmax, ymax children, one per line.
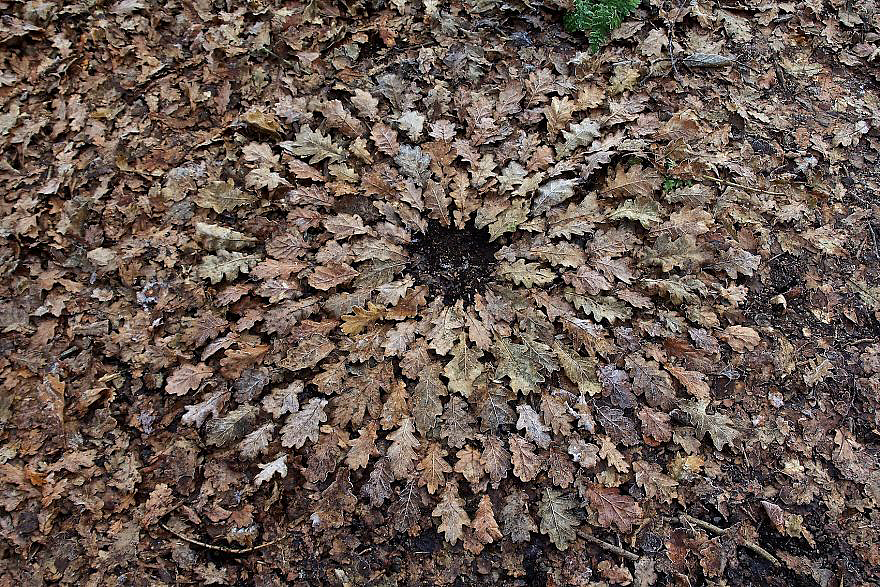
<box><xmin>661</xmin><ymin>177</ymin><xmax>693</xmax><ymax>193</ymax></box>
<box><xmin>564</xmin><ymin>0</ymin><xmax>640</xmax><ymax>52</ymax></box>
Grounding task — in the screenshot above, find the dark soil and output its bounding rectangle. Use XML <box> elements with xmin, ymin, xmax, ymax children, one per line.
<box><xmin>406</xmin><ymin>221</ymin><xmax>501</xmax><ymax>304</ymax></box>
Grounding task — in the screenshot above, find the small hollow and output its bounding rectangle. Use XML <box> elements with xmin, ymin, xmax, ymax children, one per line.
<box><xmin>405</xmin><ymin>220</ymin><xmax>501</xmax><ymax>304</ymax></box>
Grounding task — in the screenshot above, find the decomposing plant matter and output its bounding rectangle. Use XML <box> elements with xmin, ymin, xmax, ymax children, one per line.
<box><xmin>1</xmin><ymin>0</ymin><xmax>879</xmax><ymax>585</ymax></box>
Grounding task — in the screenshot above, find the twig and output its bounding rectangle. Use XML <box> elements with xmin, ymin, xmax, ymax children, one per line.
<box><xmin>868</xmin><ymin>222</ymin><xmax>879</xmax><ymax>260</ymax></box>
<box><xmin>259</xmin><ymin>46</ymin><xmax>296</xmax><ymax>69</ymax></box>
<box><xmin>680</xmin><ymin>514</ymin><xmax>780</xmax><ymax>567</ymax></box>
<box><xmin>161</xmin><ymin>522</ymin><xmax>286</xmax><ymax>555</ymax></box>
<box><xmin>579</xmin><ymin>531</ymin><xmax>640</xmax><ymax>561</ymax></box>
<box><xmin>700</xmin><ymin>174</ymin><xmax>787</xmax><ymax>196</ymax></box>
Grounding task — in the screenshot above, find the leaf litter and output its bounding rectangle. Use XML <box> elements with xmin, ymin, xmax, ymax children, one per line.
<box><xmin>1</xmin><ymin>0</ymin><xmax>879</xmax><ymax>586</ymax></box>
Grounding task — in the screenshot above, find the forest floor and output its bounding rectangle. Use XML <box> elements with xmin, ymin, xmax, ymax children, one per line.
<box><xmin>1</xmin><ymin>1</ymin><xmax>880</xmax><ymax>586</ymax></box>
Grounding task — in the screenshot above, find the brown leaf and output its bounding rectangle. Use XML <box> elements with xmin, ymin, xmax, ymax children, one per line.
<box><xmin>432</xmin><ymin>482</ymin><xmax>469</xmax><ymax>545</ymax></box>
<box><xmin>418</xmin><ymin>442</ymin><xmax>452</xmax><ymax>495</ymax></box>
<box><xmin>587</xmin><ymin>484</ymin><xmax>642</xmax><ymax>533</ymax></box>
<box><xmin>166</xmin><ymin>363</ymin><xmax>213</xmax><ymax>396</ymax></box>
<box><xmin>509</xmin><ymin>435</ymin><xmax>541</xmax><ymax>482</ymax></box>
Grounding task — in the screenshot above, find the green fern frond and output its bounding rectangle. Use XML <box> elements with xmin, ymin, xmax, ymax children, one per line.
<box><xmin>564</xmin><ymin>0</ymin><xmax>640</xmax><ymax>52</ymax></box>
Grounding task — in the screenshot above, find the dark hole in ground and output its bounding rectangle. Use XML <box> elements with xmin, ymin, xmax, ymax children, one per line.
<box><xmin>406</xmin><ymin>220</ymin><xmax>501</xmax><ymax>304</ymax></box>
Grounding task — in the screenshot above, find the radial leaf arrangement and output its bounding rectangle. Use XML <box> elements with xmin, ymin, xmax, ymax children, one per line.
<box><xmin>162</xmin><ymin>63</ymin><xmax>769</xmax><ymax>552</ymax></box>
<box><xmin>9</xmin><ymin>0</ymin><xmax>880</xmax><ymax>582</ymax></box>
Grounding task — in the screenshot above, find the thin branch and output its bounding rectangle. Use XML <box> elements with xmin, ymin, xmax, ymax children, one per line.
<box><xmin>579</xmin><ymin>531</ymin><xmax>640</xmax><ymax>561</ymax></box>
<box><xmin>259</xmin><ymin>46</ymin><xmax>296</xmax><ymax>69</ymax></box>
<box><xmin>161</xmin><ymin>522</ymin><xmax>286</xmax><ymax>555</ymax></box>
<box><xmin>680</xmin><ymin>513</ymin><xmax>780</xmax><ymax>567</ymax></box>
<box><xmin>700</xmin><ymin>174</ymin><xmax>787</xmax><ymax>196</ymax></box>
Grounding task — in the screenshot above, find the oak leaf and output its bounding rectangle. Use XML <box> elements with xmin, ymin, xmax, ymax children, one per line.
<box><xmin>440</xmin><ymin>396</ymin><xmax>477</xmax><ymax>448</ymax></box>
<box><xmin>370</xmin><ymin>122</ymin><xmax>399</xmax><ymax>156</ymax></box>
<box><xmin>515</xmin><ymin>404</ymin><xmax>551</xmax><ymax>449</ymax></box>
<box><xmin>470</xmin><ymin>495</ymin><xmax>502</xmax><ymax>552</ymax></box>
<box><xmin>533</xmin><ymin>178</ymin><xmax>577</xmax><ymax>215</ymax></box>
<box><xmin>418</xmin><ymin>442</ymin><xmax>452</xmax><ymax>494</ymax></box>
<box><xmin>307</xmin><ymin>262</ymin><xmax>359</xmax><ymax>290</ymax></box>
<box><xmin>547</xmin><ymin>193</ymin><xmax>601</xmax><ymax>239</ymax></box>
<box><xmin>587</xmin><ymin>484</ymin><xmax>642</xmax><ymax>533</ymax></box>
<box><xmin>239</xmin><ymin>423</ymin><xmax>274</xmax><ymax>459</ymax></box>
<box><xmin>346</xmin><ymin>422</ymin><xmax>380</xmax><ymax>470</ymax></box>
<box><xmin>285</xmin><ymin>126</ymin><xmax>344</xmax><ymax>164</ymax></box>
<box><xmin>498</xmin><ymin>259</ymin><xmax>555</xmax><ymax>288</ymax></box>
<box><xmin>603</xmin><ymin>163</ymin><xmax>660</xmax><ymax>199</ymax></box>
<box><xmin>481</xmin><ymin>435</ymin><xmax>511</xmax><ymax>485</ymax></box>
<box><xmin>509</xmin><ymin>435</ymin><xmax>541</xmax><ymax>482</ymax></box>
<box><xmin>432</xmin><ymin>482</ymin><xmax>469</xmax><ymax>545</ymax></box>
<box><xmin>166</xmin><ymin>363</ymin><xmax>213</xmax><ymax>396</ymax></box>
<box><xmin>553</xmin><ymin>341</ymin><xmax>599</xmax><ymax>396</ymax></box>
<box><xmin>494</xmin><ymin>338</ymin><xmax>544</xmax><ymax>394</ymax></box>
<box><xmin>195</xmin><ymin>222</ymin><xmax>257</xmax><ymax>252</ymax></box>
<box><xmin>538</xmin><ymin>489</ymin><xmax>580</xmax><ymax>550</ymax></box>
<box><xmin>280</xmin><ymin>398</ymin><xmax>328</xmax><ymax>449</ymax></box>
<box><xmin>198</xmin><ymin>251</ymin><xmax>260</xmax><ymax>284</ymax></box>
<box><xmin>454</xmin><ymin>445</ymin><xmax>484</xmax><ymax>484</ymax></box>
<box><xmin>254</xmin><ymin>454</ymin><xmax>287</xmax><ymax>487</ymax></box>
<box><xmin>677</xmin><ymin>399</ymin><xmax>740</xmax><ymax>451</ymax></box>
<box><xmin>608</xmin><ymin>196</ymin><xmax>664</xmax><ymax>228</ymax></box>
<box><xmin>443</xmin><ymin>334</ymin><xmax>484</xmax><ymax>397</ymax></box>
<box><xmin>324</xmin><ymin>213</ymin><xmax>369</xmax><ymax>239</ymax></box>
<box><xmin>501</xmin><ymin>490</ymin><xmax>537</xmax><ymax>543</ymax></box>
<box><xmin>638</xmin><ymin>406</ymin><xmax>673</xmax><ymax>444</ymax></box>
<box><xmin>182</xmin><ymin>391</ymin><xmax>228</xmax><ymax>428</ymax></box>
<box><xmin>206</xmin><ymin>404</ymin><xmax>258</xmax><ymax>447</ymax></box>
<box><xmin>721</xmin><ymin>325</ymin><xmax>761</xmax><ymax>353</ymax></box>
<box><xmin>387</xmin><ymin>417</ymin><xmax>421</xmax><ymax>479</ymax></box>
<box><xmin>643</xmin><ymin>234</ymin><xmax>710</xmax><ymax>272</ymax></box>
<box><xmin>195</xmin><ymin>179</ymin><xmax>256</xmax><ymax>213</ymax></box>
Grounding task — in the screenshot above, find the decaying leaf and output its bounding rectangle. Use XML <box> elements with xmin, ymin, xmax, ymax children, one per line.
<box><xmin>206</xmin><ymin>405</ymin><xmax>258</xmax><ymax>447</ymax></box>
<box><xmin>538</xmin><ymin>489</ymin><xmax>579</xmax><ymax>550</ymax></box>
<box><xmin>280</xmin><ymin>398</ymin><xmax>328</xmax><ymax>449</ymax></box>
<box><xmin>198</xmin><ymin>251</ymin><xmax>260</xmax><ymax>284</ymax></box>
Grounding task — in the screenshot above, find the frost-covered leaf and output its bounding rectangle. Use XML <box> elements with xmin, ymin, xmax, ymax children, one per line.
<box><xmin>565</xmin><ymin>290</ymin><xmax>633</xmax><ymax>324</ymax></box>
<box><xmin>498</xmin><ymin>259</ymin><xmax>555</xmax><ymax>288</ymax></box>
<box><xmin>254</xmin><ymin>454</ymin><xmax>287</xmax><ymax>486</ymax></box>
<box><xmin>533</xmin><ymin>178</ymin><xmax>577</xmax><ymax>215</ymax></box>
<box><xmin>494</xmin><ymin>338</ymin><xmax>544</xmax><ymax>394</ymax></box>
<box><xmin>280</xmin><ymin>398</ymin><xmax>328</xmax><ymax>449</ymax></box>
<box><xmin>443</xmin><ymin>334</ymin><xmax>484</xmax><ymax>396</ymax></box>
<box><xmin>501</xmin><ymin>490</ymin><xmax>537</xmax><ymax>543</ymax></box>
<box><xmin>284</xmin><ymin>126</ymin><xmax>344</xmax><ymax>164</ymax></box>
<box><xmin>515</xmin><ymin>404</ymin><xmax>551</xmax><ymax>449</ymax></box>
<box><xmin>195</xmin><ymin>222</ymin><xmax>257</xmax><ymax>252</ymax></box>
<box><xmin>239</xmin><ymin>423</ymin><xmax>274</xmax><ymax>459</ymax></box>
<box><xmin>182</xmin><ymin>391</ymin><xmax>228</xmax><ymax>428</ymax></box>
<box><xmin>608</xmin><ymin>196</ymin><xmax>664</xmax><ymax>228</ymax></box>
<box><xmin>387</xmin><ymin>417</ymin><xmax>421</xmax><ymax>479</ymax></box>
<box><xmin>245</xmin><ymin>167</ymin><xmax>290</xmax><ymax>191</ymax></box>
<box><xmin>198</xmin><ymin>251</ymin><xmax>260</xmax><ymax>284</ymax></box>
<box><xmin>677</xmin><ymin>399</ymin><xmax>740</xmax><ymax>451</ymax></box>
